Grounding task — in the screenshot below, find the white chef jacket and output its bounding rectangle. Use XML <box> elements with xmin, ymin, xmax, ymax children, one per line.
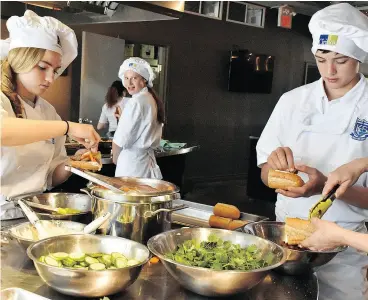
<box><xmin>0</xmin><ymin>92</ymin><xmax>67</xmax><ymax>219</ymax></box>
<box><xmin>113</xmin><ymin>87</ymin><xmax>162</xmax><ymax>179</ymax></box>
<box><xmin>98</xmin><ymin>97</ymin><xmax>129</xmax><ymax>132</ymax></box>
<box><xmin>257</xmin><ymin>74</ymin><xmax>368</xmax><ymax>300</ymax></box>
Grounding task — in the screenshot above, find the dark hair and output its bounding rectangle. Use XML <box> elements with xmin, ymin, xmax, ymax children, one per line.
<box><xmin>148</xmin><ymin>87</ymin><xmax>165</xmax><ymax>124</ymax></box>
<box><xmin>317</xmin><ymin>49</ymin><xmax>331</xmax><ymax>54</ymax></box>
<box><xmin>105</xmin><ymin>80</ymin><xmax>126</xmax><ymax>108</ymax></box>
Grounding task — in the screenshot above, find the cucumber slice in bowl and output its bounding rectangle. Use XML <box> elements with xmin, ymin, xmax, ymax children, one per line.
<box><xmin>89</xmin><ymin>263</ymin><xmax>106</xmax><ymax>271</ymax></box>
<box><xmin>50</xmin><ymin>252</ymin><xmax>69</xmax><ymax>261</ymax></box>
<box><xmin>69</xmin><ymin>252</ymin><xmax>86</xmax><ymax>261</ymax></box>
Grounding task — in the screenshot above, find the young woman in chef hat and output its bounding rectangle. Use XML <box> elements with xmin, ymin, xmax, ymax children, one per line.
<box><xmin>112</xmin><ymin>57</ymin><xmax>164</xmax><ymax>178</ymax></box>
<box><xmin>0</xmin><ymin>10</ymin><xmax>100</xmax><ymax>219</ymax></box>
<box><xmin>256</xmin><ymin>3</ymin><xmax>368</xmax><ymax>300</ymax></box>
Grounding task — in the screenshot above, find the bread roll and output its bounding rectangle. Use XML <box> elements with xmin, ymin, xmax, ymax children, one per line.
<box><xmin>268</xmin><ymin>169</ymin><xmax>304</xmax><ymax>189</ymax></box>
<box><xmin>67</xmin><ymin>160</ymin><xmax>102</xmax><ymax>171</ymax></box>
<box><xmin>227</xmin><ymin>220</ymin><xmax>249</xmax><ymax>230</ymax></box>
<box><xmin>209</xmin><ymin>215</ymin><xmax>232</xmax><ymax>229</ymax></box>
<box><xmin>213</xmin><ymin>203</ymin><xmax>241</xmax><ymax>219</ymax></box>
<box><xmin>285</xmin><ymin>217</ymin><xmax>315</xmax><ymax>245</ymax></box>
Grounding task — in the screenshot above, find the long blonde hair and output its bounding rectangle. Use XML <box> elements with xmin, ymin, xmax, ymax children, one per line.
<box><xmin>1</xmin><ymin>47</ymin><xmax>45</xmax><ymax>118</ymax></box>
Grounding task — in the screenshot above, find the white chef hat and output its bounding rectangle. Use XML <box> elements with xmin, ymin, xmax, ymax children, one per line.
<box><xmin>118</xmin><ymin>57</ymin><xmax>155</xmax><ymax>88</ymax></box>
<box><xmin>309</xmin><ymin>3</ymin><xmax>368</xmax><ymax>63</ymax></box>
<box><xmin>0</xmin><ymin>10</ymin><xmax>77</xmax><ymax>78</ymax></box>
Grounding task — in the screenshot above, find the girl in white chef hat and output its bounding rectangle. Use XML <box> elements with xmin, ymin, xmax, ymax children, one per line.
<box><xmin>0</xmin><ymin>10</ymin><xmax>100</xmax><ymax>219</ymax></box>
<box><xmin>256</xmin><ymin>3</ymin><xmax>368</xmax><ymax>300</ymax></box>
<box><xmin>112</xmin><ymin>57</ymin><xmax>164</xmax><ymax>178</ymax></box>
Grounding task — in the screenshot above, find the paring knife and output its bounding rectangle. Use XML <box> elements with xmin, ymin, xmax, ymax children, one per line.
<box><xmin>309</xmin><ymin>185</ymin><xmax>339</xmax><ymax>219</ymax></box>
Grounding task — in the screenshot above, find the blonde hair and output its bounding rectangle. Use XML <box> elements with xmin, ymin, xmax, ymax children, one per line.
<box><xmin>1</xmin><ymin>47</ymin><xmax>45</xmax><ymax>118</ymax></box>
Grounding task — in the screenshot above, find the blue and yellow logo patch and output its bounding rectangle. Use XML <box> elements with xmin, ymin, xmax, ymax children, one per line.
<box><xmin>319</xmin><ymin>34</ymin><xmax>338</xmax><ymax>46</ymax></box>
<box><xmin>128</xmin><ymin>63</ymin><xmax>138</xmax><ymax>68</ymax></box>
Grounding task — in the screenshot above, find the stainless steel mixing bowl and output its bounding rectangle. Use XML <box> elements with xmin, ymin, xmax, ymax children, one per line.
<box><xmin>27</xmin><ymin>234</ymin><xmax>150</xmax><ymax>297</ymax></box>
<box><xmin>147</xmin><ymin>227</ymin><xmax>287</xmax><ymax>297</ymax></box>
<box><xmin>243</xmin><ymin>221</ymin><xmax>347</xmax><ymax>275</ymax></box>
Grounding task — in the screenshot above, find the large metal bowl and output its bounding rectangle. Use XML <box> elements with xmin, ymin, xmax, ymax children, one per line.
<box><xmin>7</xmin><ymin>220</ymin><xmax>88</xmax><ymax>251</ymax></box>
<box><xmin>243</xmin><ymin>221</ymin><xmax>347</xmax><ymax>275</ymax></box>
<box><xmin>21</xmin><ymin>193</ymin><xmax>92</xmax><ymax>222</ymax></box>
<box><xmin>27</xmin><ymin>234</ymin><xmax>150</xmax><ymax>297</ymax></box>
<box><xmin>147</xmin><ymin>227</ymin><xmax>287</xmax><ymax>297</ymax></box>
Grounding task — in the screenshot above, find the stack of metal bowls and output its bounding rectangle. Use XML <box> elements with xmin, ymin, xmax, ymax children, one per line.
<box><xmin>147</xmin><ymin>227</ymin><xmax>287</xmax><ymax>297</ymax></box>
<box><xmin>243</xmin><ymin>221</ymin><xmax>347</xmax><ymax>275</ymax></box>
<box><xmin>27</xmin><ymin>234</ymin><xmax>150</xmax><ymax>297</ymax></box>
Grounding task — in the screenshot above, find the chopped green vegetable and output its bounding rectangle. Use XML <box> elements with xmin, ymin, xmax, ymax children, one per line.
<box><xmin>50</xmin><ymin>252</ymin><xmax>69</xmax><ymax>261</ymax></box>
<box><xmin>165</xmin><ymin>234</ymin><xmax>274</xmax><ymax>271</ymax></box>
<box><xmin>55</xmin><ymin>207</ymin><xmax>81</xmax><ymax>215</ymax></box>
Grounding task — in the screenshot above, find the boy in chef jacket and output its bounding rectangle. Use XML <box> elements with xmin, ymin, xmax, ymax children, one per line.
<box><xmin>257</xmin><ymin>3</ymin><xmax>368</xmax><ymax>300</ymax></box>
<box><xmin>0</xmin><ymin>10</ymin><xmax>86</xmax><ymax>219</ymax></box>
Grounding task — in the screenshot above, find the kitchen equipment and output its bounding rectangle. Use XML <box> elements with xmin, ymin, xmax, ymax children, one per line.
<box><xmin>309</xmin><ymin>185</ymin><xmax>339</xmax><ymax>219</ymax></box>
<box><xmin>170</xmin><ymin>199</ymin><xmax>268</xmax><ymax>228</ymax></box>
<box><xmin>6</xmin><ymin>220</ymin><xmax>88</xmax><ymax>251</ymax></box>
<box><xmin>147</xmin><ymin>227</ymin><xmax>287</xmax><ymax>297</ymax></box>
<box><xmin>80</xmin><ymin>177</ymin><xmax>183</xmax><ymax>244</ymax></box>
<box><xmin>19</xmin><ymin>193</ymin><xmax>92</xmax><ymax>222</ymax></box>
<box><xmin>98</xmin><ymin>140</ymin><xmax>113</xmax><ymax>155</ymax></box>
<box><xmin>27</xmin><ymin>234</ymin><xmax>150</xmax><ymax>297</ymax></box>
<box><xmin>17</xmin><ymin>200</ymin><xmax>49</xmax><ymax>239</ymax></box>
<box><xmin>1</xmin><ymin>288</ymin><xmax>51</xmax><ymax>300</ymax></box>
<box><xmin>25</xmin><ymin>198</ymin><xmax>59</xmax><ymax>214</ymax></box>
<box><xmin>243</xmin><ymin>221</ymin><xmax>347</xmax><ymax>275</ymax></box>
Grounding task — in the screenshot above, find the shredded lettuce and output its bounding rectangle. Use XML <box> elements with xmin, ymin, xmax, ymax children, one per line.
<box><xmin>166</xmin><ymin>234</ymin><xmax>274</xmax><ymax>271</ymax></box>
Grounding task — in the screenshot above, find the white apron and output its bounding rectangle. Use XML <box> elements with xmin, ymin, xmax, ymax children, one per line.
<box><xmin>257</xmin><ymin>75</ymin><xmax>368</xmax><ymax>300</ymax></box>
<box><xmin>0</xmin><ymin>94</ymin><xmax>66</xmax><ymax>219</ymax></box>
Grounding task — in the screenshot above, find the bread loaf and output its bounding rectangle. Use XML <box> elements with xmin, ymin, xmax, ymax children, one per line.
<box><xmin>285</xmin><ymin>217</ymin><xmax>315</xmax><ymax>245</ymax></box>
<box><xmin>209</xmin><ymin>215</ymin><xmax>232</xmax><ymax>229</ymax></box>
<box><xmin>268</xmin><ymin>169</ymin><xmax>304</xmax><ymax>190</ymax></box>
<box><xmin>213</xmin><ymin>203</ymin><xmax>241</xmax><ymax>219</ymax></box>
<box><xmin>227</xmin><ymin>220</ymin><xmax>249</xmax><ymax>230</ymax></box>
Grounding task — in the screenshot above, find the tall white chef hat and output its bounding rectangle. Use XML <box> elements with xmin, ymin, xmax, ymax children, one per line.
<box><xmin>0</xmin><ymin>10</ymin><xmax>78</xmax><ymax>78</ymax></box>
<box><xmin>118</xmin><ymin>57</ymin><xmax>156</xmax><ymax>88</ymax></box>
<box><xmin>309</xmin><ymin>3</ymin><xmax>368</xmax><ymax>63</ymax></box>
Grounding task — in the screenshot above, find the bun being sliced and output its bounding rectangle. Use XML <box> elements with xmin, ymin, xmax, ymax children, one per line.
<box><xmin>285</xmin><ymin>217</ymin><xmax>315</xmax><ymax>245</ymax></box>
<box><xmin>67</xmin><ymin>151</ymin><xmax>102</xmax><ymax>171</ymax></box>
<box><xmin>268</xmin><ymin>169</ymin><xmax>304</xmax><ymax>189</ymax></box>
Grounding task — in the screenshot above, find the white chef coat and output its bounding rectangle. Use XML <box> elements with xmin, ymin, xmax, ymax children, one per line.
<box><xmin>98</xmin><ymin>97</ymin><xmax>129</xmax><ymax>132</ymax></box>
<box><xmin>0</xmin><ymin>92</ymin><xmax>68</xmax><ymax>219</ymax></box>
<box><xmin>257</xmin><ymin>74</ymin><xmax>368</xmax><ymax>300</ymax></box>
<box><xmin>113</xmin><ymin>87</ymin><xmax>162</xmax><ymax>179</ymax></box>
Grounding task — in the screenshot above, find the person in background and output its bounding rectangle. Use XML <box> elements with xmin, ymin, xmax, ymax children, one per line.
<box><xmin>97</xmin><ymin>80</ymin><xmax>129</xmax><ymax>139</ymax></box>
<box><xmin>301</xmin><ymin>157</ymin><xmax>368</xmax><ymax>252</ymax></box>
<box><xmin>0</xmin><ymin>10</ymin><xmax>95</xmax><ymax>219</ymax></box>
<box><xmin>256</xmin><ymin>3</ymin><xmax>368</xmax><ymax>300</ymax></box>
<box><xmin>112</xmin><ymin>57</ymin><xmax>164</xmax><ymax>178</ymax></box>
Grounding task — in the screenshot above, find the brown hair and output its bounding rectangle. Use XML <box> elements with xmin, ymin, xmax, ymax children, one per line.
<box><xmin>1</xmin><ymin>47</ymin><xmax>45</xmax><ymax>118</ymax></box>
<box><xmin>105</xmin><ymin>80</ymin><xmax>126</xmax><ymax>108</ymax></box>
<box><xmin>148</xmin><ymin>87</ymin><xmax>165</xmax><ymax>124</ymax></box>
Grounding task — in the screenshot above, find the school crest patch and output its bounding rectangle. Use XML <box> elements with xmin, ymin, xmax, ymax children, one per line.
<box><xmin>350</xmin><ymin>117</ymin><xmax>368</xmax><ymax>141</ymax></box>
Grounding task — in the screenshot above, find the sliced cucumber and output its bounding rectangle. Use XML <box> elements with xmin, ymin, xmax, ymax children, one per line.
<box><xmin>108</xmin><ymin>266</ymin><xmax>117</xmax><ymax>270</ymax></box>
<box><xmin>79</xmin><ymin>262</ymin><xmax>88</xmax><ymax>267</ymax></box>
<box><xmin>69</xmin><ymin>252</ymin><xmax>86</xmax><ymax>262</ymax></box>
<box><xmin>101</xmin><ymin>255</ymin><xmax>112</xmax><ymax>268</ymax></box>
<box><xmin>38</xmin><ymin>256</ymin><xmax>46</xmax><ymax>263</ymax></box>
<box><xmin>89</xmin><ymin>263</ymin><xmax>106</xmax><ymax>271</ymax></box>
<box><xmin>85</xmin><ymin>256</ymin><xmax>99</xmax><ymax>265</ymax></box>
<box><xmin>89</xmin><ymin>253</ymin><xmax>104</xmax><ymax>258</ymax></box>
<box><xmin>51</xmin><ymin>252</ymin><xmax>69</xmax><ymax>261</ymax></box>
<box><xmin>73</xmin><ymin>265</ymin><xmax>88</xmax><ymax>270</ymax></box>
<box><xmin>62</xmin><ymin>257</ymin><xmax>76</xmax><ymax>267</ymax></box>
<box><xmin>45</xmin><ymin>256</ymin><xmax>61</xmax><ymax>267</ymax></box>
<box><xmin>115</xmin><ymin>257</ymin><xmax>128</xmax><ymax>268</ymax></box>
<box><xmin>127</xmin><ymin>259</ymin><xmax>139</xmax><ymax>267</ymax></box>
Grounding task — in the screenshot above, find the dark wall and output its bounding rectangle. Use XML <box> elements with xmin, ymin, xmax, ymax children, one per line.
<box><xmin>71</xmin><ymin>8</ymin><xmax>313</xmax><ymax>183</ymax></box>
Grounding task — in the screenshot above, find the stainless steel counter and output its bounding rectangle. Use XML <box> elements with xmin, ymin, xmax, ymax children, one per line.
<box><xmin>1</xmin><ymin>219</ymin><xmax>318</xmax><ymax>300</ymax></box>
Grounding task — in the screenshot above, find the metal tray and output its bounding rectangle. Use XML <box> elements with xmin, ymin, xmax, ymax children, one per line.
<box><xmin>171</xmin><ymin>199</ymin><xmax>268</xmax><ymax>228</ymax></box>
<box><xmin>1</xmin><ymin>288</ymin><xmax>51</xmax><ymax>300</ymax></box>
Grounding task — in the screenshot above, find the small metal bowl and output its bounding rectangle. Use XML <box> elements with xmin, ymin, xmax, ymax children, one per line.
<box><xmin>147</xmin><ymin>227</ymin><xmax>287</xmax><ymax>297</ymax></box>
<box><xmin>243</xmin><ymin>221</ymin><xmax>347</xmax><ymax>275</ymax></box>
<box><xmin>21</xmin><ymin>193</ymin><xmax>92</xmax><ymax>221</ymax></box>
<box><xmin>27</xmin><ymin>234</ymin><xmax>150</xmax><ymax>297</ymax></box>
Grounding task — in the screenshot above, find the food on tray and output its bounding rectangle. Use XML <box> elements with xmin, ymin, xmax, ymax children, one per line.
<box><xmin>166</xmin><ymin>234</ymin><xmax>274</xmax><ymax>271</ymax></box>
<box><xmin>68</xmin><ymin>151</ymin><xmax>102</xmax><ymax>171</ymax></box>
<box><xmin>284</xmin><ymin>217</ymin><xmax>315</xmax><ymax>245</ymax></box>
<box><xmin>268</xmin><ymin>169</ymin><xmax>304</xmax><ymax>189</ymax></box>
<box><xmin>213</xmin><ymin>203</ymin><xmax>240</xmax><ymax>219</ymax></box>
<box><xmin>38</xmin><ymin>251</ymin><xmax>143</xmax><ymax>270</ymax></box>
<box><xmin>209</xmin><ymin>216</ymin><xmax>248</xmax><ymax>230</ymax></box>
<box><xmin>227</xmin><ymin>219</ymin><xmax>249</xmax><ymax>230</ymax></box>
